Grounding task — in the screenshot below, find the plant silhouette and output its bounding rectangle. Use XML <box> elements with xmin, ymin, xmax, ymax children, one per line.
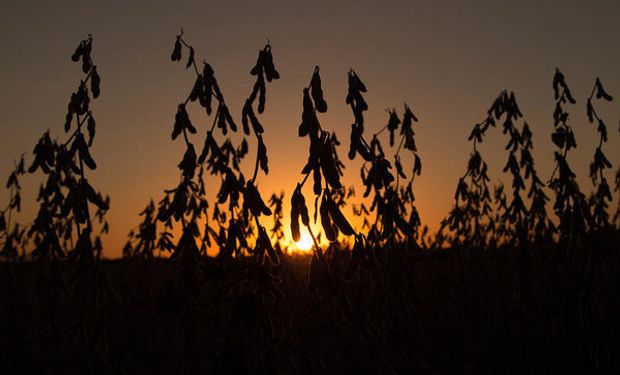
<box><xmin>1</xmin><ymin>34</ymin><xmax>620</xmax><ymax>375</ymax></box>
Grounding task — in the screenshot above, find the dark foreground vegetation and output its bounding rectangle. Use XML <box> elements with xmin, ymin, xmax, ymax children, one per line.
<box><xmin>2</xmin><ymin>236</ymin><xmax>620</xmax><ymax>374</ymax></box>
<box><xmin>2</xmin><ymin>34</ymin><xmax>620</xmax><ymax>374</ymax></box>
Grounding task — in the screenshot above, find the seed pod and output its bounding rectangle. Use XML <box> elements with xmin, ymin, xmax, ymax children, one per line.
<box><xmin>241</xmin><ymin>102</ymin><xmax>251</xmax><ymax>135</ymax></box>
<box><xmin>325</xmin><ymin>194</ymin><xmax>354</xmax><ymax>235</ymax></box>
<box><xmin>186</xmin><ymin>46</ymin><xmax>195</xmax><ymax>69</ymax></box>
<box><xmin>64</xmin><ymin>111</ymin><xmax>73</xmax><ymax>133</ymax></box>
<box><xmin>222</xmin><ymin>104</ymin><xmax>237</xmax><ymax>132</ymax></box>
<box><xmin>243</xmin><ymin>100</ymin><xmax>264</xmax><ymax>134</ymax></box>
<box><xmin>352</xmin><ymin>70</ymin><xmax>367</xmax><ymax>92</ymax></box>
<box><xmin>598</xmin><ymin>119</ymin><xmax>608</xmax><ymax>142</ymax></box>
<box><xmin>81</xmin><ymin>53</ymin><xmax>91</xmax><ymax>74</ymax></box>
<box><xmin>595</xmin><ymin>78</ymin><xmax>613</xmax><ymax>101</ymax></box>
<box><xmin>564</xmin><ymin>87</ymin><xmax>576</xmax><ymax>104</ymax></box>
<box><xmin>586</xmin><ymin>99</ymin><xmax>594</xmax><ymax>123</ymax></box>
<box><xmin>198</xmin><ymin>131</ymin><xmax>214</xmax><ymax>164</ymax></box>
<box><xmin>172</xmin><ymin>104</ymin><xmax>196</xmax><ymax>140</ymax></box>
<box><xmin>291</xmin><ymin>184</ymin><xmax>309</xmax><ymax>230</ymax></box>
<box><xmin>310</xmin><ymin>66</ymin><xmax>328</xmax><ymax>113</ymax></box>
<box><xmin>393</xmin><ymin>210</ymin><xmax>412</xmax><ymax>235</ymax></box>
<box><xmin>244</xmin><ymin>180</ymin><xmax>272</xmax><ymax>217</ymax></box>
<box><xmin>298</xmin><ymin>121</ymin><xmax>309</xmax><ymax>137</ymax></box>
<box><xmin>395</xmin><ymin>155</ymin><xmax>406</xmax><ymax>179</ymax></box>
<box><xmin>82</xmin><ymin>180</ymin><xmax>109</xmax><ymax>211</ymax></box>
<box><xmin>413</xmin><ymin>154</ymin><xmax>422</xmax><ymax>176</ymax></box>
<box><xmin>71</xmin><ymin>42</ymin><xmax>83</xmax><ymax>62</ymax></box>
<box><xmin>87</xmin><ymin>114</ymin><xmax>96</xmax><ymax>146</ymax></box>
<box><xmin>250</xmin><ymin>48</ymin><xmax>264</xmax><ymax>76</ymax></box>
<box><xmin>171</xmin><ymin>36</ymin><xmax>182</xmax><ymax>61</ymax></box>
<box><xmin>259</xmin><ymin>225</ymin><xmax>279</xmax><ymax>265</ymax></box>
<box><xmin>263</xmin><ymin>45</ymin><xmax>280</xmax><ymax>82</ymax></box>
<box><xmin>387</xmin><ymin>110</ymin><xmax>400</xmax><ymax>147</ymax></box>
<box><xmin>190</xmin><ymin>75</ymin><xmax>203</xmax><ymax>102</ymax></box>
<box><xmin>90</xmin><ymin>66</ymin><xmax>101</xmax><ymax>99</ymax></box>
<box><xmin>258</xmin><ymin>136</ymin><xmax>269</xmax><ymax>175</ymax></box>
<box><xmin>299</xmin><ymin>194</ymin><xmax>309</xmax><ymax>227</ymax></box>
<box><xmin>313</xmin><ymin>165</ymin><xmax>322</xmax><ymax>196</ymax></box>
<box><xmin>217</xmin><ymin>104</ymin><xmax>236</xmax><ymax>134</ymax></box>
<box><xmin>319</xmin><ymin>134</ymin><xmax>342</xmax><ymax>189</ymax></box>
<box><xmin>552</xmin><ymin>129</ymin><xmax>565</xmax><ymax>149</ymax></box>
<box><xmin>76</xmin><ymin>133</ymin><xmax>97</xmax><ymax>170</ymax></box>
<box><xmin>290</xmin><ymin>199</ymin><xmax>301</xmax><ymax>242</ymax></box>
<box><xmin>299</xmin><ymin>88</ymin><xmax>320</xmax><ymax>138</ymax></box>
<box><xmin>320</xmin><ymin>194</ymin><xmax>336</xmax><ymax>242</ymax></box>
<box><xmin>257</xmin><ymin>72</ymin><xmax>266</xmax><ymax>114</ymax></box>
<box><xmin>178</xmin><ymin>144</ymin><xmax>197</xmax><ymax>179</ymax></box>
<box><xmin>402</xmin><ymin>104</ymin><xmax>418</xmax><ymax>133</ymax></box>
<box><xmin>357</xmin><ymin>141</ymin><xmax>373</xmax><ymax>162</ymax></box>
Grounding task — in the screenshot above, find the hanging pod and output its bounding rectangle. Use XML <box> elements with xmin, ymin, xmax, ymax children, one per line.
<box><xmin>310</xmin><ymin>66</ymin><xmax>328</xmax><ymax>113</ymax></box>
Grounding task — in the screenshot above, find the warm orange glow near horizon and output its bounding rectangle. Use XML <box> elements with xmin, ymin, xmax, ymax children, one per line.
<box><xmin>1</xmin><ymin>1</ymin><xmax>619</xmax><ymax>258</ymax></box>
<box><xmin>294</xmin><ymin>231</ymin><xmax>314</xmax><ymax>252</ymax></box>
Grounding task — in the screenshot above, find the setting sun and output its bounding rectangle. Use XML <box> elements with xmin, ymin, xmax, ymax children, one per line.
<box><xmin>295</xmin><ymin>231</ymin><xmax>314</xmax><ymax>252</ymax></box>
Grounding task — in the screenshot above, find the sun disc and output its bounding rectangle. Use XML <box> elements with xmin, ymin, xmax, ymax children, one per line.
<box><xmin>295</xmin><ymin>231</ymin><xmax>314</xmax><ymax>252</ymax></box>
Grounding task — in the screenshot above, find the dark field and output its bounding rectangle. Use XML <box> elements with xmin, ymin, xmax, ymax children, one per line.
<box><xmin>2</xmin><ymin>234</ymin><xmax>620</xmax><ymax>374</ymax></box>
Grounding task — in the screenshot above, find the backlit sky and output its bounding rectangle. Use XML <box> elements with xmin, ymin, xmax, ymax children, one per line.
<box><xmin>1</xmin><ymin>0</ymin><xmax>619</xmax><ymax>258</ymax></box>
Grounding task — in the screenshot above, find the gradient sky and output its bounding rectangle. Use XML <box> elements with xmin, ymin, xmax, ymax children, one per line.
<box><xmin>1</xmin><ymin>0</ymin><xmax>619</xmax><ymax>258</ymax></box>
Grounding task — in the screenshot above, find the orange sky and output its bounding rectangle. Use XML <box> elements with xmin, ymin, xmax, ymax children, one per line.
<box><xmin>1</xmin><ymin>0</ymin><xmax>620</xmax><ymax>258</ymax></box>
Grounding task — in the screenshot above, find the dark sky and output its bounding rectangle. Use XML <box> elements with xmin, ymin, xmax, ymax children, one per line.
<box><xmin>1</xmin><ymin>0</ymin><xmax>619</xmax><ymax>257</ymax></box>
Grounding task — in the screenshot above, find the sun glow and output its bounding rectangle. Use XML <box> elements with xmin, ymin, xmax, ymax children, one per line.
<box><xmin>295</xmin><ymin>231</ymin><xmax>314</xmax><ymax>252</ymax></box>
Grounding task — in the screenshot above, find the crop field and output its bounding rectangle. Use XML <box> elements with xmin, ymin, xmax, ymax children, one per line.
<box><xmin>1</xmin><ymin>32</ymin><xmax>620</xmax><ymax>374</ymax></box>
